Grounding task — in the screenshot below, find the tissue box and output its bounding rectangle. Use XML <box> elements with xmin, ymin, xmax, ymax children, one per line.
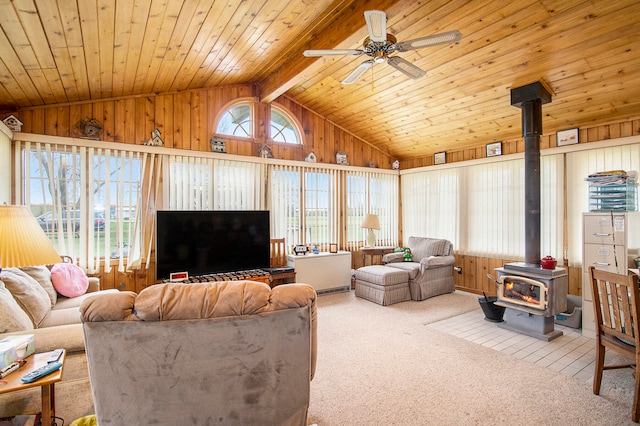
<box><xmin>0</xmin><ymin>334</ymin><xmax>35</xmax><ymax>369</ymax></box>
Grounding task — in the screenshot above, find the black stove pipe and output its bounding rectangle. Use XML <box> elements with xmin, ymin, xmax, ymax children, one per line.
<box><xmin>511</xmin><ymin>82</ymin><xmax>552</xmax><ymax>265</ymax></box>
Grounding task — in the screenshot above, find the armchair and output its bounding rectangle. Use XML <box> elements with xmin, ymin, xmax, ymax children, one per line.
<box><xmin>80</xmin><ymin>280</ymin><xmax>317</xmax><ymax>426</ymax></box>
<box><xmin>382</xmin><ymin>236</ymin><xmax>455</xmax><ymax>300</ymax></box>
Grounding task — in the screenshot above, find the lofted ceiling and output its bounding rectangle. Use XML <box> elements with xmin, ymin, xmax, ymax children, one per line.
<box><xmin>0</xmin><ymin>0</ymin><xmax>639</xmax><ymax>160</ymax></box>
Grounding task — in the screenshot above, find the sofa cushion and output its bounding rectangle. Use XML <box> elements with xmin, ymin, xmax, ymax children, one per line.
<box><xmin>0</xmin><ymin>268</ymin><xmax>51</xmax><ymax>327</ymax></box>
<box><xmin>133</xmin><ymin>281</ymin><xmax>272</xmax><ymax>321</ymax></box>
<box><xmin>21</xmin><ymin>265</ymin><xmax>57</xmax><ymax>307</ymax></box>
<box><xmin>408</xmin><ymin>236</ymin><xmax>451</xmax><ymax>259</ymax></box>
<box><xmin>0</xmin><ymin>281</ymin><xmax>34</xmax><ymax>333</ymax></box>
<box><xmin>51</xmin><ymin>263</ymin><xmax>89</xmax><ymax>298</ymax></box>
<box><xmin>53</xmin><ymin>289</ymin><xmax>119</xmax><ymax>311</ymax></box>
<box><xmin>384</xmin><ymin>262</ymin><xmax>420</xmax><ymax>280</ymax></box>
<box><xmin>80</xmin><ymin>291</ymin><xmax>138</xmax><ymax>322</ymax></box>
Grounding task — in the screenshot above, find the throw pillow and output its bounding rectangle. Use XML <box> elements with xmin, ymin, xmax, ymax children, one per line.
<box><xmin>20</xmin><ymin>265</ymin><xmax>57</xmax><ymax>307</ymax></box>
<box><xmin>0</xmin><ymin>281</ymin><xmax>34</xmax><ymax>333</ymax></box>
<box><xmin>51</xmin><ymin>263</ymin><xmax>89</xmax><ymax>298</ymax></box>
<box><xmin>0</xmin><ymin>268</ymin><xmax>51</xmax><ymax>327</ymax></box>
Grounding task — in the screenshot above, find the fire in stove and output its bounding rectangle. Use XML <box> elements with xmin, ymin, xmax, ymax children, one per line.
<box><xmin>499</xmin><ymin>275</ymin><xmax>548</xmax><ymax>311</ymax></box>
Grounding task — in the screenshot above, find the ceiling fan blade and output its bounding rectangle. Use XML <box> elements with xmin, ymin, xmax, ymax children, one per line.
<box><xmin>364</xmin><ymin>10</ymin><xmax>387</xmax><ymax>43</ymax></box>
<box><xmin>387</xmin><ymin>56</ymin><xmax>426</xmax><ymax>79</ymax></box>
<box><xmin>303</xmin><ymin>49</ymin><xmax>363</xmax><ymax>57</ymax></box>
<box><xmin>395</xmin><ymin>30</ymin><xmax>462</xmax><ymax>52</ymax></box>
<box><xmin>342</xmin><ymin>60</ymin><xmax>374</xmax><ymax>84</ymax></box>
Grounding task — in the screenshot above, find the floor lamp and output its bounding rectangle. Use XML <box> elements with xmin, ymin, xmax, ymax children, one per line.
<box><xmin>361</xmin><ymin>214</ymin><xmax>380</xmax><ymax>248</ymax></box>
<box><xmin>0</xmin><ymin>205</ymin><xmax>61</xmax><ymax>272</ymax></box>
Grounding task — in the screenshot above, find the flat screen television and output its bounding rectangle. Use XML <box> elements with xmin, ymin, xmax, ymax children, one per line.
<box><xmin>156</xmin><ymin>210</ymin><xmax>271</xmax><ymax>280</ymax></box>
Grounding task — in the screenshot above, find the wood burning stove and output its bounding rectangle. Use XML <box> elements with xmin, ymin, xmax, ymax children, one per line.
<box><xmin>495</xmin><ymin>263</ymin><xmax>568</xmax><ymax>341</ymax></box>
<box><xmin>495</xmin><ymin>82</ymin><xmax>567</xmax><ymax>341</ymax></box>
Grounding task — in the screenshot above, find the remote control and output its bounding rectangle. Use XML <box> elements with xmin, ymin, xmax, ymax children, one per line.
<box><xmin>21</xmin><ymin>361</ymin><xmax>62</xmax><ymax>383</ymax></box>
<box><xmin>47</xmin><ymin>348</ymin><xmax>64</xmax><ymax>363</ymax></box>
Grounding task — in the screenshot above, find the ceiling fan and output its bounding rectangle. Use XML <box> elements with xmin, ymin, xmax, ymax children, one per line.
<box><xmin>303</xmin><ymin>10</ymin><xmax>461</xmax><ymax>84</ymax></box>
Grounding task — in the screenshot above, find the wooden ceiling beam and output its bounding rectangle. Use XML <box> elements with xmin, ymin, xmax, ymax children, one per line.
<box><xmin>258</xmin><ymin>0</ymin><xmax>405</xmax><ymax>103</ymax></box>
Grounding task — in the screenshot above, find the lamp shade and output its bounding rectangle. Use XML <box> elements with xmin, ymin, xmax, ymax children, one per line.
<box><xmin>0</xmin><ymin>205</ymin><xmax>62</xmax><ymax>268</ymax></box>
<box><xmin>361</xmin><ymin>214</ymin><xmax>380</xmax><ymax>230</ymax></box>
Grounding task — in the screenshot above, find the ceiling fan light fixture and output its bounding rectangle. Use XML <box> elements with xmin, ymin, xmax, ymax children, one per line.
<box><xmin>302</xmin><ymin>10</ymin><xmax>460</xmax><ymax>84</ymax></box>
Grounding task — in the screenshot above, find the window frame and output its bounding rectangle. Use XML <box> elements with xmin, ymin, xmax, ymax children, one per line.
<box><xmin>269</xmin><ymin>104</ymin><xmax>303</xmax><ymax>145</ymax></box>
<box><xmin>214</xmin><ymin>98</ymin><xmax>257</xmax><ymax>141</ymax></box>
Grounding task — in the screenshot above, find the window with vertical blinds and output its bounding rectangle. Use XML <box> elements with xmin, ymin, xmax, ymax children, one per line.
<box><xmin>270</xmin><ymin>165</ymin><xmax>398</xmax><ymax>253</ymax></box>
<box><xmin>345</xmin><ymin>170</ymin><xmax>398</xmax><ymax>250</ymax></box>
<box><xmin>565</xmin><ymin>144</ymin><xmax>640</xmax><ymax>267</ymax></box>
<box><xmin>270</xmin><ymin>164</ymin><xmax>340</xmax><ymax>251</ymax></box>
<box><xmin>401</xmin><ymin>155</ymin><xmax>563</xmax><ymax>260</ymax></box>
<box><xmin>401</xmin><ymin>168</ymin><xmax>460</xmax><ymax>247</ymax></box>
<box><xmin>163</xmin><ymin>155</ymin><xmax>265</xmax><ymax>211</ymax></box>
<box><xmin>15</xmin><ymin>141</ymin><xmax>152</xmax><ymax>274</ymax></box>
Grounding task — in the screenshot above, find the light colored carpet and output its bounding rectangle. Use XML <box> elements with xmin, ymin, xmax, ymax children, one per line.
<box><xmin>307</xmin><ymin>290</ymin><xmax>636</xmax><ymax>425</ymax></box>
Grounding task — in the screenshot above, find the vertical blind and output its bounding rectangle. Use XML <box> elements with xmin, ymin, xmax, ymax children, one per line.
<box><xmin>345</xmin><ymin>170</ymin><xmax>398</xmax><ymax>251</ymax></box>
<box><xmin>565</xmin><ymin>144</ymin><xmax>640</xmax><ymax>267</ymax></box>
<box><xmin>15</xmin><ymin>141</ymin><xmax>151</xmax><ymax>273</ymax></box>
<box><xmin>163</xmin><ymin>155</ymin><xmax>265</xmax><ymax>211</ymax></box>
<box><xmin>269</xmin><ymin>164</ymin><xmax>340</xmax><ymax>252</ymax></box>
<box><xmin>401</xmin><ymin>168</ymin><xmax>460</xmax><ymax>247</ymax></box>
<box><xmin>270</xmin><ymin>165</ymin><xmax>398</xmax><ymax>253</ymax></box>
<box><xmin>401</xmin><ymin>155</ymin><xmax>563</xmax><ymax>260</ymax></box>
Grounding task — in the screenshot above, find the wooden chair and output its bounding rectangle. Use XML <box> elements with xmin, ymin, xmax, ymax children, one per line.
<box><xmin>270</xmin><ymin>238</ymin><xmax>287</xmax><ymax>268</ymax></box>
<box><xmin>589</xmin><ymin>266</ymin><xmax>640</xmax><ymax>422</ymax></box>
<box><xmin>269</xmin><ymin>238</ymin><xmax>296</xmax><ymax>287</ymax></box>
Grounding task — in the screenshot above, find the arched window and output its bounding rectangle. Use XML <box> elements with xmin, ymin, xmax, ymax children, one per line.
<box><xmin>216</xmin><ymin>101</ymin><xmax>253</xmax><ymax>138</ymax></box>
<box><xmin>270</xmin><ymin>105</ymin><xmax>302</xmax><ymax>144</ymax></box>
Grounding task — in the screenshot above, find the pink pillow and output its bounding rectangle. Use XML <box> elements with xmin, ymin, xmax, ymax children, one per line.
<box><xmin>51</xmin><ymin>263</ymin><xmax>89</xmax><ymax>298</ymax></box>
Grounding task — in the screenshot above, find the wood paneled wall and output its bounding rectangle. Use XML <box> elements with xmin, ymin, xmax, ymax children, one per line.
<box><xmin>12</xmin><ymin>85</ymin><xmax>396</xmax><ymax>168</ymax></box>
<box><xmin>400</xmin><ymin>118</ymin><xmax>640</xmax><ymax>169</ymax></box>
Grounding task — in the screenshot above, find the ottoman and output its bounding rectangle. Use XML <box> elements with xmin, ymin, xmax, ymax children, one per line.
<box><xmin>355</xmin><ymin>265</ymin><xmax>410</xmax><ymax>306</ymax></box>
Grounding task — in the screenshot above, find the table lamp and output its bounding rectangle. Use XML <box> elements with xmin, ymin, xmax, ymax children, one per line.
<box><xmin>361</xmin><ymin>214</ymin><xmax>380</xmax><ymax>248</ymax></box>
<box><xmin>0</xmin><ymin>205</ymin><xmax>61</xmax><ymax>273</ymax></box>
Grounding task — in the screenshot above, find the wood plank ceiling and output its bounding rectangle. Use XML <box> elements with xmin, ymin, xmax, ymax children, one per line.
<box><xmin>0</xmin><ymin>0</ymin><xmax>639</xmax><ymax>160</ymax></box>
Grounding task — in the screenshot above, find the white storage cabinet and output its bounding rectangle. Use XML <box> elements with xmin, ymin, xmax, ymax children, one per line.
<box><xmin>287</xmin><ymin>251</ymin><xmax>352</xmax><ymax>293</ymax></box>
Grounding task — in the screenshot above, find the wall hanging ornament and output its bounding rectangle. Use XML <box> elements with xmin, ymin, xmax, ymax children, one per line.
<box><xmin>74</xmin><ymin>117</ymin><xmax>103</xmax><ymax>139</ymax></box>
<box><xmin>210</xmin><ymin>136</ymin><xmax>226</xmax><ymax>153</ymax></box>
<box><xmin>257</xmin><ymin>144</ymin><xmax>273</xmax><ymax>158</ymax></box>
<box><xmin>145</xmin><ymin>128</ymin><xmax>164</xmax><ymax>147</ymax></box>
<box><xmin>2</xmin><ymin>114</ymin><xmax>23</xmax><ymax>132</ymax></box>
<box><xmin>336</xmin><ymin>151</ymin><xmax>348</xmax><ymax>165</ymax></box>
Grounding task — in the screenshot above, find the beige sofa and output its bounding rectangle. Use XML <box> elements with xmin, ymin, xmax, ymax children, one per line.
<box><xmin>80</xmin><ymin>280</ymin><xmax>317</xmax><ymax>426</ymax></box>
<box><xmin>0</xmin><ymin>266</ymin><xmax>117</xmax><ymax>422</ymax></box>
<box><xmin>383</xmin><ymin>236</ymin><xmax>456</xmax><ymax>300</ymax></box>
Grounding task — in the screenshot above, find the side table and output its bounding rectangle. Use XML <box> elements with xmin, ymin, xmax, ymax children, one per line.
<box><xmin>360</xmin><ymin>246</ymin><xmax>395</xmax><ymax>266</ymax></box>
<box><xmin>0</xmin><ymin>350</ymin><xmax>66</xmax><ymax>426</ymax></box>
